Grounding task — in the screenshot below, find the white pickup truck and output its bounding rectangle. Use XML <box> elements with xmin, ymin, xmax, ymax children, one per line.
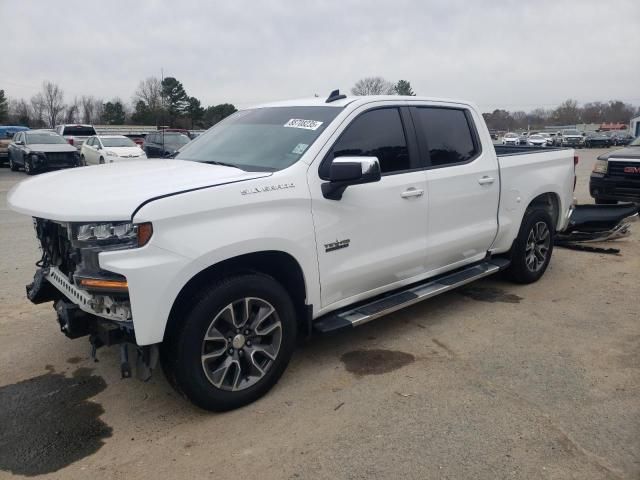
<box><xmin>9</xmin><ymin>92</ymin><xmax>576</xmax><ymax>411</ymax></box>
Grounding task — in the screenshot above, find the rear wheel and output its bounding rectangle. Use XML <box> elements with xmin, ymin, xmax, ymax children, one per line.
<box><xmin>161</xmin><ymin>273</ymin><xmax>297</xmax><ymax>411</ymax></box>
<box><xmin>506</xmin><ymin>209</ymin><xmax>554</xmax><ymax>284</ymax></box>
<box><xmin>99</xmin><ymin>157</ymin><xmax>105</xmax><ymax>164</ymax></box>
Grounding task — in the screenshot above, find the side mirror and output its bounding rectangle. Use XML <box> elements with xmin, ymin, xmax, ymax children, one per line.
<box><xmin>321</xmin><ymin>156</ymin><xmax>381</xmax><ymax>200</ymax></box>
<box><xmin>15</xmin><ymin>140</ymin><xmax>24</xmax><ymax>145</ymax></box>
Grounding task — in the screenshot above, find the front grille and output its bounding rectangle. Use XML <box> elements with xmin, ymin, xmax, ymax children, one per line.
<box><xmin>608</xmin><ymin>161</ymin><xmax>640</xmax><ymax>179</ymax></box>
<box><xmin>44</xmin><ymin>152</ymin><xmax>76</xmax><ymax>164</ymax></box>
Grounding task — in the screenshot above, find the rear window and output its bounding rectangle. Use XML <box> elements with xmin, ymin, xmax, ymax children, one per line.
<box><xmin>62</xmin><ymin>126</ymin><xmax>96</xmax><ymax>136</ymax></box>
<box><xmin>413</xmin><ymin>107</ymin><xmax>479</xmax><ymax>167</ymax></box>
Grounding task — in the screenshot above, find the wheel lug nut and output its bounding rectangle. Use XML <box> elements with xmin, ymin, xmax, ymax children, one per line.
<box><xmin>239</xmin><ymin>349</ymin><xmax>244</xmax><ymax>355</ymax></box>
<box><xmin>244</xmin><ymin>330</ymin><xmax>249</xmax><ymax>335</ymax></box>
<box><xmin>246</xmin><ymin>340</ymin><xmax>252</xmax><ymax>346</ymax></box>
<box><xmin>228</xmin><ymin>348</ymin><xmax>234</xmax><ymax>355</ymax></box>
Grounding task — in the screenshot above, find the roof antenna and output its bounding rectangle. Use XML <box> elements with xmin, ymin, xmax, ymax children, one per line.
<box><xmin>325</xmin><ymin>89</ymin><xmax>346</xmax><ymax>103</ymax></box>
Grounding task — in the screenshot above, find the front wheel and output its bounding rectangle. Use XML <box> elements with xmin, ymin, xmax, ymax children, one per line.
<box><xmin>161</xmin><ymin>273</ymin><xmax>297</xmax><ymax>411</ymax></box>
<box><xmin>24</xmin><ymin>158</ymin><xmax>35</xmax><ymax>175</ymax></box>
<box><xmin>506</xmin><ymin>209</ymin><xmax>554</xmax><ymax>284</ymax></box>
<box><xmin>9</xmin><ymin>155</ymin><xmax>18</xmax><ymax>172</ymax></box>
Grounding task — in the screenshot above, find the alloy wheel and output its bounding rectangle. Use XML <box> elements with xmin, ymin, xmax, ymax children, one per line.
<box><xmin>201</xmin><ymin>297</ymin><xmax>282</xmax><ymax>392</ymax></box>
<box><xmin>525</xmin><ymin>221</ymin><xmax>550</xmax><ymax>272</ymax></box>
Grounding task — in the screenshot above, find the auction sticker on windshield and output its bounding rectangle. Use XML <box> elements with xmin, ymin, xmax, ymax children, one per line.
<box><xmin>284</xmin><ymin>119</ymin><xmax>323</xmax><ymax>130</ymax></box>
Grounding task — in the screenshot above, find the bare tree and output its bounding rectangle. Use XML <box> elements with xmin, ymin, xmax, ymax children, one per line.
<box><xmin>93</xmin><ymin>98</ymin><xmax>104</xmax><ymax>124</ymax></box>
<box><xmin>65</xmin><ymin>96</ymin><xmax>81</xmax><ymax>123</ymax></box>
<box><xmin>30</xmin><ymin>93</ymin><xmax>46</xmax><ymax>127</ymax></box>
<box><xmin>351</xmin><ymin>77</ymin><xmax>396</xmax><ymax>96</ymax></box>
<box><xmin>41</xmin><ymin>81</ymin><xmax>65</xmax><ymax>127</ymax></box>
<box><xmin>8</xmin><ymin>99</ymin><xmax>31</xmax><ymax>125</ymax></box>
<box><xmin>134</xmin><ymin>77</ymin><xmax>163</xmax><ymax>112</ymax></box>
<box><xmin>80</xmin><ymin>95</ymin><xmax>95</xmax><ymax>123</ymax></box>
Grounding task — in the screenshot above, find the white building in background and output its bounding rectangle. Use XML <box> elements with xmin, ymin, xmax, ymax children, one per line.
<box><xmin>630</xmin><ymin>115</ymin><xmax>640</xmax><ymax>137</ymax></box>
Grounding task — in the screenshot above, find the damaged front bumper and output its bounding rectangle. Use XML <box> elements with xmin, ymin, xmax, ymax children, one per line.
<box><xmin>26</xmin><ymin>267</ymin><xmax>158</xmax><ymax>379</ymax></box>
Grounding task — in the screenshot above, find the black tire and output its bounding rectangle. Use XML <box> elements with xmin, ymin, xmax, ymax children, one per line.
<box><xmin>506</xmin><ymin>209</ymin><xmax>554</xmax><ymax>284</ymax></box>
<box><xmin>161</xmin><ymin>273</ymin><xmax>297</xmax><ymax>411</ymax></box>
<box><xmin>80</xmin><ymin>155</ymin><xmax>87</xmax><ymax>166</ymax></box>
<box><xmin>9</xmin><ymin>154</ymin><xmax>18</xmax><ymax>172</ymax></box>
<box><xmin>595</xmin><ymin>198</ymin><xmax>617</xmax><ymax>205</ymax></box>
<box><xmin>24</xmin><ymin>158</ymin><xmax>35</xmax><ymax>175</ymax></box>
<box><xmin>99</xmin><ymin>157</ymin><xmax>105</xmax><ymax>164</ymax></box>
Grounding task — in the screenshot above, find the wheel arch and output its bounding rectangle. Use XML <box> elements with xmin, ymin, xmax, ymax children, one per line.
<box><xmin>526</xmin><ymin>191</ymin><xmax>560</xmax><ymax>230</ymax></box>
<box><xmin>165</xmin><ymin>250</ymin><xmax>311</xmax><ymax>342</ymax></box>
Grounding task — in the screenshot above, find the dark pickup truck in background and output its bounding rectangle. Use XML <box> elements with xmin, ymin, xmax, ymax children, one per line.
<box><xmin>590</xmin><ymin>136</ymin><xmax>640</xmax><ymax>204</ymax></box>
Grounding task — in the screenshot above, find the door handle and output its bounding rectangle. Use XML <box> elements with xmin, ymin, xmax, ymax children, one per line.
<box><xmin>477</xmin><ymin>176</ymin><xmax>495</xmax><ymax>185</ymax></box>
<box><xmin>401</xmin><ymin>187</ymin><xmax>424</xmax><ymax>198</ymax></box>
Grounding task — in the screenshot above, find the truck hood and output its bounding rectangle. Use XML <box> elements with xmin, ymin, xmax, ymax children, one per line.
<box><xmin>599</xmin><ymin>147</ymin><xmax>640</xmax><ymax>161</ymax></box>
<box><xmin>8</xmin><ymin>160</ymin><xmax>271</xmax><ymax>222</ymax></box>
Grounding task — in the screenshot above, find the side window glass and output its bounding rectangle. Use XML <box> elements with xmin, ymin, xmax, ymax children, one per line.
<box><xmin>414</xmin><ymin>107</ymin><xmax>478</xmax><ymax>167</ymax></box>
<box><xmin>324</xmin><ymin>108</ymin><xmax>410</xmax><ymax>175</ymax></box>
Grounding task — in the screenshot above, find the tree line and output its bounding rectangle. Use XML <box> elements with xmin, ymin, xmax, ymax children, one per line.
<box><xmin>1</xmin><ymin>78</ymin><xmax>638</xmax><ymax>132</ymax></box>
<box><xmin>482</xmin><ymin>99</ymin><xmax>638</xmax><ymax>132</ymax></box>
<box><xmin>0</xmin><ymin>77</ymin><xmax>237</xmax><ymax>129</ymax></box>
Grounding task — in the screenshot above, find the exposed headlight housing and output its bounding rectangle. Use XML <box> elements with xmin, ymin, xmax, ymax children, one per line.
<box><xmin>73</xmin><ymin>221</ymin><xmax>153</xmax><ymax>249</ymax></box>
<box><xmin>105</xmin><ymin>150</ymin><xmax>119</xmax><ymax>157</ymax></box>
<box><xmin>592</xmin><ymin>159</ymin><xmax>608</xmax><ymax>174</ymax></box>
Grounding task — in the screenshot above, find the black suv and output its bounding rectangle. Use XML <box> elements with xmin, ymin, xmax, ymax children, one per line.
<box><xmin>590</xmin><ymin>136</ymin><xmax>640</xmax><ymax>204</ymax></box>
<box><xmin>143</xmin><ymin>132</ymin><xmax>191</xmax><ymax>158</ymax></box>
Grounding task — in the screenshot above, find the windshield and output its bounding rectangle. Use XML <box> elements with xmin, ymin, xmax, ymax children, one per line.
<box><xmin>530</xmin><ymin>135</ymin><xmax>543</xmax><ymax>140</ymax></box>
<box><xmin>62</xmin><ymin>126</ymin><xmax>96</xmax><ymax>136</ymax></box>
<box><xmin>25</xmin><ymin>133</ymin><xmax>68</xmax><ymax>145</ymax></box>
<box><xmin>101</xmin><ymin>137</ymin><xmax>136</xmax><ymax>147</ymax></box>
<box><xmin>176</xmin><ymin>106</ymin><xmax>342</xmax><ymax>171</ymax></box>
<box><xmin>629</xmin><ymin>136</ymin><xmax>640</xmax><ymax>146</ymax></box>
<box><xmin>562</xmin><ymin>130</ymin><xmax>580</xmax><ymax>135</ymax></box>
<box><xmin>504</xmin><ymin>133</ymin><xmax>517</xmax><ymax>138</ymax></box>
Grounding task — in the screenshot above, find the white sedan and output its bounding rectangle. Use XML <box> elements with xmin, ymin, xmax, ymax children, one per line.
<box><xmin>80</xmin><ymin>135</ymin><xmax>147</xmax><ymax>165</ymax></box>
<box><xmin>527</xmin><ymin>134</ymin><xmax>548</xmax><ymax>147</ymax></box>
<box><xmin>502</xmin><ymin>132</ymin><xmax>519</xmax><ymax>145</ymax></box>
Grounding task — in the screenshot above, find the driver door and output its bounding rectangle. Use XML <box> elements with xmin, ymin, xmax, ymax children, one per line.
<box><xmin>309</xmin><ymin>105</ymin><xmax>429</xmax><ymax>310</ymax></box>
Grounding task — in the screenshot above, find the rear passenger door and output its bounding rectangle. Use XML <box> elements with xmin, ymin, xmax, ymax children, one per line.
<box><xmin>410</xmin><ymin>105</ymin><xmax>499</xmax><ymax>272</ymax></box>
<box><xmin>310</xmin><ymin>105</ymin><xmax>429</xmax><ymax>309</ymax></box>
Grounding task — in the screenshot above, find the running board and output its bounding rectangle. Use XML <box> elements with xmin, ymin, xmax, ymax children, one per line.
<box><xmin>313</xmin><ymin>258</ymin><xmax>510</xmax><ymax>333</ymax></box>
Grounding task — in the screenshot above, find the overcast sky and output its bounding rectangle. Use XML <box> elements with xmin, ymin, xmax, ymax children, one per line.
<box><xmin>1</xmin><ymin>0</ymin><xmax>638</xmax><ymax>112</ymax></box>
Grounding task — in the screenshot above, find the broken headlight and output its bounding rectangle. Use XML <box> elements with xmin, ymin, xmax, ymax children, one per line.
<box><xmin>73</xmin><ymin>222</ymin><xmax>153</xmax><ymax>249</ymax></box>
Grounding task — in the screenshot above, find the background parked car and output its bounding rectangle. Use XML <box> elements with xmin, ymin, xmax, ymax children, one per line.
<box><xmin>0</xmin><ymin>126</ymin><xmax>30</xmax><ymax>165</ymax></box>
<box><xmin>517</xmin><ymin>132</ymin><xmax>529</xmax><ymax>145</ymax></box>
<box><xmin>557</xmin><ymin>129</ymin><xmax>584</xmax><ymax>148</ymax></box>
<box><xmin>502</xmin><ymin>132</ymin><xmax>519</xmax><ymax>145</ymax></box>
<box><xmin>54</xmin><ymin>124</ymin><xmax>97</xmax><ymax>149</ymax></box>
<box><xmin>8</xmin><ymin>130</ymin><xmax>80</xmax><ymax>174</ymax></box>
<box><xmin>143</xmin><ymin>131</ymin><xmax>191</xmax><ymax>157</ymax></box>
<box><xmin>538</xmin><ymin>132</ymin><xmax>554</xmax><ymax>146</ymax></box>
<box><xmin>80</xmin><ymin>135</ymin><xmax>147</xmax><ymax>165</ymax></box>
<box><xmin>584</xmin><ymin>132</ymin><xmax>611</xmax><ymax>148</ymax></box>
<box><xmin>527</xmin><ymin>134</ymin><xmax>548</xmax><ymax>147</ymax></box>
<box><xmin>610</xmin><ymin>131</ymin><xmax>634</xmax><ymax>146</ymax></box>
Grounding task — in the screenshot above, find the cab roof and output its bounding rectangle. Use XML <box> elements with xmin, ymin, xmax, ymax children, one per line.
<box><xmin>251</xmin><ymin>95</ymin><xmax>474</xmax><ymax>110</ymax></box>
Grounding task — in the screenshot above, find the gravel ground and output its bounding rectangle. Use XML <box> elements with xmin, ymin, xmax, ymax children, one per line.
<box><xmin>0</xmin><ymin>148</ymin><xmax>638</xmax><ymax>479</ymax></box>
